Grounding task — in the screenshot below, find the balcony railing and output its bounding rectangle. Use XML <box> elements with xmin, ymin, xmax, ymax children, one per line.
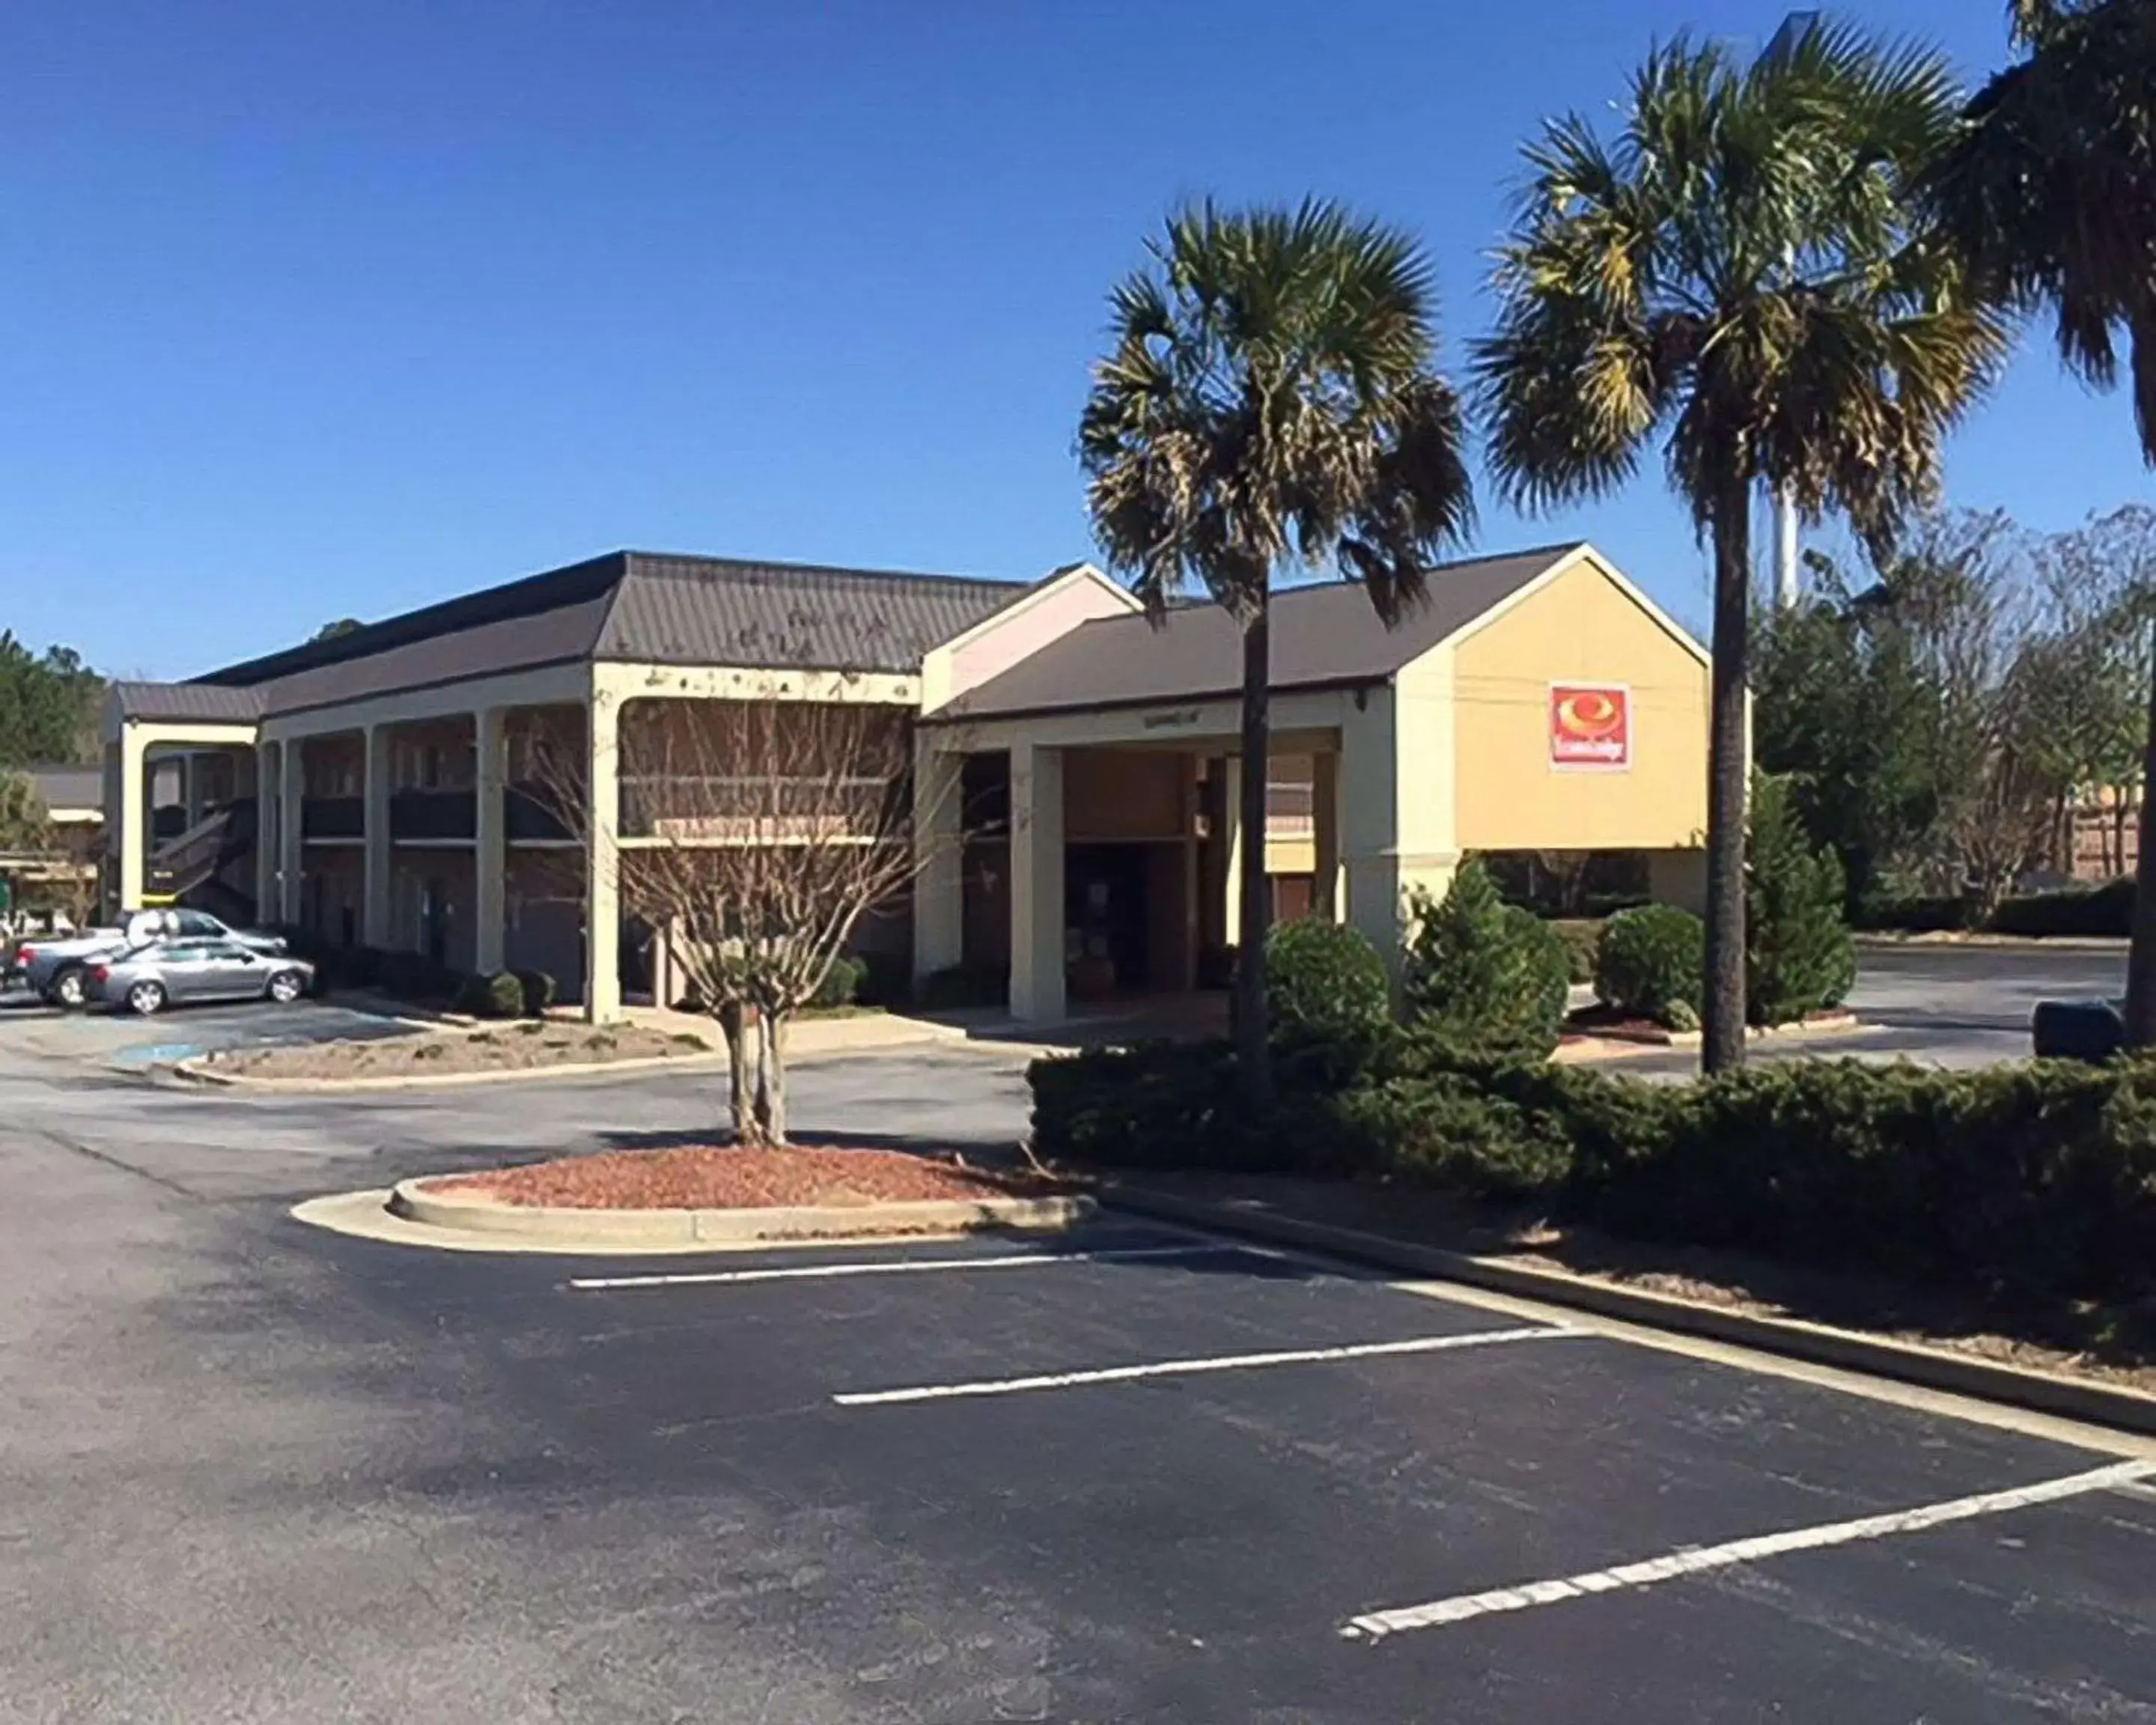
<box><xmin>390</xmin><ymin>788</ymin><xmax>475</xmax><ymax>841</ymax></box>
<box><xmin>506</xmin><ymin>785</ymin><xmax>572</xmax><ymax>843</ymax></box>
<box><xmin>302</xmin><ymin>795</ymin><xmax>364</xmax><ymax>840</ymax></box>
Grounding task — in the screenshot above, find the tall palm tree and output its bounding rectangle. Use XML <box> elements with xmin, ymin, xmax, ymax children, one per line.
<box><xmin>1079</xmin><ymin>199</ymin><xmax>1473</xmax><ymax>1099</ymax></box>
<box><xmin>1928</xmin><ymin>0</ymin><xmax>2156</xmax><ymax>1040</ymax></box>
<box><xmin>1475</xmin><ymin>19</ymin><xmax>2009</xmax><ymax>1071</ymax></box>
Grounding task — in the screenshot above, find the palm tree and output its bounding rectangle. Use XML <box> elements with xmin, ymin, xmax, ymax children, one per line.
<box><xmin>1079</xmin><ymin>199</ymin><xmax>1473</xmax><ymax>1099</ymax></box>
<box><xmin>1475</xmin><ymin>19</ymin><xmax>2009</xmax><ymax>1071</ymax></box>
<box><xmin>1928</xmin><ymin>0</ymin><xmax>2156</xmax><ymax>1040</ymax></box>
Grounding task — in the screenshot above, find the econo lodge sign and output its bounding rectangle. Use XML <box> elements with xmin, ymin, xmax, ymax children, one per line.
<box><xmin>1550</xmin><ymin>684</ymin><xmax>1630</xmax><ymax>769</ymax></box>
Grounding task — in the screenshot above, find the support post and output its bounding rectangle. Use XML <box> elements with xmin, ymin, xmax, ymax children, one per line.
<box><xmin>1219</xmin><ymin>752</ymin><xmax>1244</xmax><ymax>943</ymax></box>
<box><xmin>1008</xmin><ymin>742</ymin><xmax>1064</xmax><ymax>1023</ymax></box>
<box><xmin>911</xmin><ymin>739</ymin><xmax>964</xmax><ymax>983</ymax></box>
<box><xmin>118</xmin><ymin>729</ymin><xmax>149</xmax><ymax>910</ymax></box>
<box><xmin>1312</xmin><ymin>749</ymin><xmax>1342</xmax><ymax>921</ymax></box>
<box><xmin>362</xmin><ymin>726</ymin><xmax>392</xmax><ymax>946</ymax></box>
<box><xmin>254</xmin><ymin>743</ymin><xmax>278</xmax><ymax>919</ymax></box>
<box><xmin>278</xmin><ymin>739</ymin><xmax>305</xmax><ymax>923</ymax></box>
<box><xmin>473</xmin><ymin>707</ymin><xmax>505</xmax><ymax>974</ymax></box>
<box><xmin>584</xmin><ymin>693</ymin><xmax>621</xmax><ymax>1023</ymax></box>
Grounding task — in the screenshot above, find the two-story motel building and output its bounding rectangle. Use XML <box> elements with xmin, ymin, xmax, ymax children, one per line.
<box><xmin>100</xmin><ymin>541</ymin><xmax>1711</xmax><ymax>1023</ymax></box>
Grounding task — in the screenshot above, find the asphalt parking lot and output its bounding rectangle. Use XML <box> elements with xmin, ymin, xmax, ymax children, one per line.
<box><xmin>3</xmin><ymin>940</ymin><xmax>2153</xmax><ymax>1721</ymax></box>
<box><xmin>266</xmin><ymin>1219</ymin><xmax>2156</xmax><ymax>1720</ymax></box>
<box><xmin>0</xmin><ymin>983</ymin><xmax>412</xmax><ymax>1067</ymax></box>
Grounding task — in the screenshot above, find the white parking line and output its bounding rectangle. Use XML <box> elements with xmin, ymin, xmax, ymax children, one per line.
<box><xmin>833</xmin><ymin>1324</ymin><xmax>1582</xmax><ymax>1407</ymax></box>
<box><xmin>1341</xmin><ymin>1457</ymin><xmax>2156</xmax><ymax>1643</ymax></box>
<box><xmin>568</xmin><ymin>1242</ymin><xmax>1237</xmax><ymax>1292</ymax></box>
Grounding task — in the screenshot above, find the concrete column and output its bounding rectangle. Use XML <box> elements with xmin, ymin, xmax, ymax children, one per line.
<box><xmin>115</xmin><ymin>730</ymin><xmax>149</xmax><ymax>910</ymax></box>
<box><xmin>1312</xmin><ymin>749</ymin><xmax>1342</xmax><ymax>921</ymax></box>
<box><xmin>473</xmin><ymin>707</ymin><xmax>506</xmax><ymax>974</ymax></box>
<box><xmin>181</xmin><ymin>754</ymin><xmax>204</xmax><ymax>830</ymax></box>
<box><xmin>1219</xmin><ymin>752</ymin><xmax>1244</xmax><ymax>946</ymax></box>
<box><xmin>1008</xmin><ymin>741</ymin><xmax>1065</xmax><ymax>1023</ymax></box>
<box><xmin>1180</xmin><ymin>755</ymin><xmax>1202</xmax><ymax>989</ymax></box>
<box><xmin>1341</xmin><ymin>674</ymin><xmax>1458</xmax><ymax>974</ymax></box>
<box><xmin>362</xmin><ymin>725</ymin><xmax>392</xmax><ymax>946</ymax></box>
<box><xmin>278</xmin><ymin>738</ymin><xmax>305</xmax><ymax>923</ymax></box>
<box><xmin>254</xmin><ymin>743</ymin><xmax>278</xmax><ymax>918</ymax></box>
<box><xmin>910</xmin><ymin>739</ymin><xmax>964</xmax><ymax>982</ymax></box>
<box><xmin>584</xmin><ymin>693</ymin><xmax>622</xmax><ymax>1023</ymax></box>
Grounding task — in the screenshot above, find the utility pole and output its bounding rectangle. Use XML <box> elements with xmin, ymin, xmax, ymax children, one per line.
<box><xmin>1762</xmin><ymin>10</ymin><xmax>1818</xmax><ymax>612</ymax></box>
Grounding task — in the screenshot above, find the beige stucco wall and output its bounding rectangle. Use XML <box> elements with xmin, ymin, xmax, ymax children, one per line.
<box><xmin>1447</xmin><ymin>555</ymin><xmax>1709</xmax><ymax>853</ymax></box>
<box><xmin>923</xmin><ymin>567</ymin><xmax>1138</xmax><ymax>712</ymax></box>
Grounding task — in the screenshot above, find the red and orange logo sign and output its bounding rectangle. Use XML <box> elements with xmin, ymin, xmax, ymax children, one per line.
<box><xmin>1550</xmin><ymin>684</ymin><xmax>1630</xmax><ymax>768</ymax></box>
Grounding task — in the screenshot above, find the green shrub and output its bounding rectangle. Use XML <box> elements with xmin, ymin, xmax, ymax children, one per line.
<box><xmin>512</xmin><ymin>968</ymin><xmax>557</xmax><ymax>1015</ymax></box>
<box><xmin>454</xmin><ymin>971</ymin><xmax>526</xmax><ymax>1019</ymax></box>
<box><xmin>1594</xmin><ymin>904</ymin><xmax>1705</xmax><ymax>1026</ymax></box>
<box><xmin>1746</xmin><ymin>774</ymin><xmax>1856</xmax><ymax>1026</ymax></box>
<box><xmin>1404</xmin><ymin>861</ymin><xmax>1571</xmax><ymax>1056</ymax></box>
<box><xmin>1853</xmin><ymin>892</ymin><xmax>1979</xmax><ymax>933</ymax></box>
<box><xmin>1988</xmin><ymin>877</ymin><xmax>2134</xmax><ymax>937</ymax></box>
<box><xmin>1550</xmin><ymin>919</ymin><xmax>1604</xmax><ymax>985</ymax></box>
<box><xmin>811</xmin><ymin>955</ymin><xmax>868</xmax><ymax>1010</ymax></box>
<box><xmin>1264</xmin><ymin>919</ymin><xmax>1390</xmax><ymax>1077</ymax></box>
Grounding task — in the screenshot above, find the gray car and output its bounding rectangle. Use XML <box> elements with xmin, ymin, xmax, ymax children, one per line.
<box><xmin>14</xmin><ymin>909</ymin><xmax>286</xmax><ymax>1008</ymax></box>
<box><xmin>88</xmin><ymin>940</ymin><xmax>314</xmax><ymax>1016</ymax></box>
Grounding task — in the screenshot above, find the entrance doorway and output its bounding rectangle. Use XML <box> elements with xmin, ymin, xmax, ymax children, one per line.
<box><xmin>1065</xmin><ymin>843</ymin><xmax>1151</xmax><ymax>998</ymax></box>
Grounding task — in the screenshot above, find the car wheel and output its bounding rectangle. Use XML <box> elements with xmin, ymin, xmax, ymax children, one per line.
<box><xmin>267</xmin><ymin>969</ymin><xmax>306</xmax><ymax>1005</ymax></box>
<box><xmin>50</xmin><ymin>967</ymin><xmax>88</xmax><ymax>1010</ymax></box>
<box><xmin>126</xmin><ymin>980</ymin><xmax>167</xmax><ymax>1017</ymax></box>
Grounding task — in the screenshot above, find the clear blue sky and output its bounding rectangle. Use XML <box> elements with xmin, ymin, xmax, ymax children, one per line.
<box><xmin>2</xmin><ymin>0</ymin><xmax>2146</xmax><ymax>680</ymax></box>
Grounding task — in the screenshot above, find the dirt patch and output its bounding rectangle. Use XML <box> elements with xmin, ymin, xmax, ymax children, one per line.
<box><xmin>207</xmin><ymin>1022</ymin><xmax>707</xmax><ymax>1080</ymax></box>
<box><xmin>425</xmin><ymin>1145</ymin><xmax>1064</xmax><ymax>1209</ymax></box>
<box><xmin>1122</xmin><ymin>1170</ymin><xmax>2156</xmax><ymax>1394</ymax></box>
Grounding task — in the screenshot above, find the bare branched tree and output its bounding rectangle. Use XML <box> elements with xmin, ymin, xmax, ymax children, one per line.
<box><xmin>528</xmin><ymin>694</ymin><xmax>951</xmax><ymax>1146</ymax></box>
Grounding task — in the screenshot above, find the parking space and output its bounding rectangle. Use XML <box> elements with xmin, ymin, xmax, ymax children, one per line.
<box><xmin>0</xmin><ymin>982</ymin><xmax>414</xmax><ymax>1068</ymax></box>
<box><xmin>320</xmin><ymin>1214</ymin><xmax>2156</xmax><ymax>1721</ymax></box>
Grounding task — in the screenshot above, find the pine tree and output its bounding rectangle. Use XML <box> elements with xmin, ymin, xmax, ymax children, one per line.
<box><xmin>1747</xmin><ymin>773</ymin><xmax>1857</xmax><ymax>1026</ymax></box>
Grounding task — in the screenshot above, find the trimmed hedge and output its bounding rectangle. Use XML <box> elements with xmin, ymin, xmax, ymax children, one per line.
<box><xmin>1027</xmin><ymin>1037</ymin><xmax>2156</xmax><ymax>1306</ymax></box>
<box><xmin>512</xmin><ymin>968</ymin><xmax>558</xmax><ymax>1014</ymax></box>
<box><xmin>811</xmin><ymin>955</ymin><xmax>868</xmax><ymax>1010</ymax></box>
<box><xmin>1593</xmin><ymin>904</ymin><xmax>1704</xmax><ymax>1026</ymax></box>
<box><xmin>1988</xmin><ymin>877</ymin><xmax>2134</xmax><ymax>938</ymax></box>
<box><xmin>455</xmin><ymin>970</ymin><xmax>526</xmax><ymax>1019</ymax></box>
<box><xmin>1265</xmin><ymin>919</ymin><xmax>1389</xmax><ymax>1064</ymax></box>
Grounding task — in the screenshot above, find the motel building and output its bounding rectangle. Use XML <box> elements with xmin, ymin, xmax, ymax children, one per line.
<box><xmin>98</xmin><ymin>541</ymin><xmax>1711</xmax><ymax>1024</ymax></box>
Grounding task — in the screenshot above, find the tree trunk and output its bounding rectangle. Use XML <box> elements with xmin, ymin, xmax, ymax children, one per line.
<box><xmin>2122</xmin><ymin>622</ymin><xmax>2156</xmax><ymax>1045</ymax></box>
<box><xmin>758</xmin><ymin>1009</ymin><xmax>790</xmax><ymax>1145</ymax></box>
<box><xmin>717</xmin><ymin>1001</ymin><xmax>764</xmax><ymax>1146</ymax></box>
<box><xmin>1701</xmin><ymin>487</ymin><xmax>1752</xmax><ymax>1073</ymax></box>
<box><xmin>1234</xmin><ymin>595</ymin><xmax>1275</xmax><ymax>1104</ymax></box>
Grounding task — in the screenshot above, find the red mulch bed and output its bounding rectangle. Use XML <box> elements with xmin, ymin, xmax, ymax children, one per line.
<box><xmin>423</xmin><ymin>1145</ymin><xmax>1064</xmax><ymax>1210</ymax></box>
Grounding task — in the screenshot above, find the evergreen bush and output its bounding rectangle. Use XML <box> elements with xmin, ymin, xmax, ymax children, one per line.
<box><xmin>1593</xmin><ymin>904</ymin><xmax>1705</xmax><ymax>1026</ymax></box>
<box><xmin>1403</xmin><ymin>860</ymin><xmax>1571</xmax><ymax>1056</ymax></box>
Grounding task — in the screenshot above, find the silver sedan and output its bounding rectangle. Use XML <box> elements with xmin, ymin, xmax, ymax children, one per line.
<box><xmin>88</xmin><ymin>940</ymin><xmax>316</xmax><ymax>1017</ymax></box>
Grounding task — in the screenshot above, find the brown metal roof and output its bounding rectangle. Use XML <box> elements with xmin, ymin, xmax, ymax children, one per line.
<box><xmin>165</xmin><ymin>551</ymin><xmax>1032</xmax><ymax>721</ymax></box>
<box><xmin>932</xmin><ymin>544</ymin><xmax>1582</xmax><ymax>722</ymax></box>
<box><xmin>111</xmin><ymin>681</ymin><xmax>268</xmax><ymax>723</ymax></box>
<box><xmin>599</xmin><ymin>556</ymin><xmax>1028</xmax><ymax>672</ymax></box>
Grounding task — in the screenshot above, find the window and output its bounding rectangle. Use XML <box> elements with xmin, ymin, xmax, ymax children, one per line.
<box><xmin>174</xmin><ymin>911</ymin><xmax>225</xmax><ymax>939</ymax></box>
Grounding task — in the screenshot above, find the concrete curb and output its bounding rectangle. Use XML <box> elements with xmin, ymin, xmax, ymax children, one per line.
<box><xmin>386</xmin><ymin>1177</ymin><xmax>1096</xmax><ymax>1248</ymax></box>
<box><xmin>1853</xmin><ymin>932</ymin><xmax>2128</xmax><ymax>953</ymax></box>
<box><xmin>173</xmin><ymin>1050</ymin><xmax>733</xmax><ymax>1093</ymax></box>
<box><xmin>1554</xmin><ymin>1014</ymin><xmax>1872</xmax><ymax>1064</ymax></box>
<box><xmin>1102</xmin><ymin>1184</ymin><xmax>2156</xmax><ymax>1440</ymax></box>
